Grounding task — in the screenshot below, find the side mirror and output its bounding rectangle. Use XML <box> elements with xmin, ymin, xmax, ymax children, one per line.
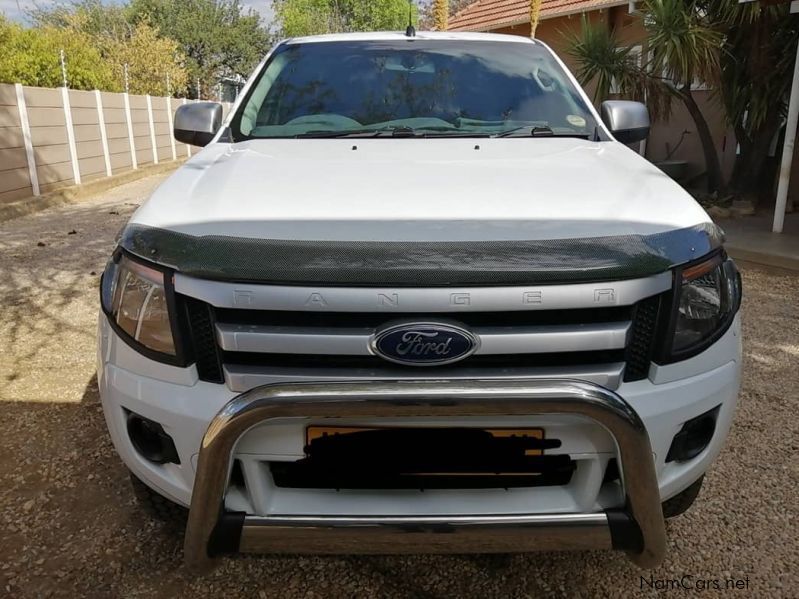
<box><xmin>601</xmin><ymin>100</ymin><xmax>650</xmax><ymax>144</ymax></box>
<box><xmin>174</xmin><ymin>102</ymin><xmax>223</xmax><ymax>147</ymax></box>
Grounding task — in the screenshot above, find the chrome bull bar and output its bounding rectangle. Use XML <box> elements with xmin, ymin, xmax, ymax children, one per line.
<box><xmin>184</xmin><ymin>379</ymin><xmax>667</xmax><ymax>571</ymax></box>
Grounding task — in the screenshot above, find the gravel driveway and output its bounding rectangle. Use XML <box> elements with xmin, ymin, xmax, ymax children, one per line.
<box><xmin>1</xmin><ymin>173</ymin><xmax>797</xmax><ymax>597</ymax></box>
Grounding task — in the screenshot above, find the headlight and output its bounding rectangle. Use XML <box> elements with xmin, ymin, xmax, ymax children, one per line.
<box><xmin>101</xmin><ymin>253</ymin><xmax>177</xmax><ymax>357</ymax></box>
<box><xmin>665</xmin><ymin>253</ymin><xmax>741</xmax><ymax>360</ymax></box>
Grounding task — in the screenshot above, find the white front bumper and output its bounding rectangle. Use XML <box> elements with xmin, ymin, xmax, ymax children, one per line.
<box><xmin>98</xmin><ymin>313</ymin><xmax>742</xmax><ymax>514</ymax></box>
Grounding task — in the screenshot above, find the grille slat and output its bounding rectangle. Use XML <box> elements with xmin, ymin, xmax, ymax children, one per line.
<box><xmin>213</xmin><ymin>306</ymin><xmax>633</xmax><ymax>328</ymax></box>
<box><xmin>221</xmin><ymin>349</ymin><xmax>627</xmax><ymax>370</ymax></box>
<box><xmin>214</xmin><ymin>322</ymin><xmax>631</xmax><ymax>356</ymax></box>
<box><xmin>222</xmin><ymin>363</ymin><xmax>627</xmax><ymax>393</ymax></box>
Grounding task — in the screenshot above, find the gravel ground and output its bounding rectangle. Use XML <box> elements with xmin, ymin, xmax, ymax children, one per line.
<box><xmin>0</xmin><ymin>174</ymin><xmax>797</xmax><ymax>597</ymax></box>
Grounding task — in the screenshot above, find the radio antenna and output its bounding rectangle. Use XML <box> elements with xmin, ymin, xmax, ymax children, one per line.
<box><xmin>405</xmin><ymin>0</ymin><xmax>416</xmax><ymax>37</ymax></box>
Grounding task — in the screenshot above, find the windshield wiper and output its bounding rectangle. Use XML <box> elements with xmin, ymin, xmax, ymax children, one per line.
<box><xmin>293</xmin><ymin>128</ymin><xmax>395</xmax><ymax>138</ymax></box>
<box><xmin>294</xmin><ymin>126</ymin><xmax>491</xmax><ymax>139</ymax></box>
<box><xmin>493</xmin><ymin>125</ymin><xmax>590</xmax><ymax>139</ymax></box>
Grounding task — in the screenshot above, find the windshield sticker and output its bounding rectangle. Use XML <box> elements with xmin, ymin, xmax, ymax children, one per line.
<box><xmin>567</xmin><ymin>115</ymin><xmax>586</xmax><ymax>128</ymax></box>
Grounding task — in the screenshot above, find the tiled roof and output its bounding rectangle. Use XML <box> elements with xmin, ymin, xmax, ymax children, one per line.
<box><xmin>449</xmin><ymin>0</ymin><xmax>627</xmax><ymax>32</ymax></box>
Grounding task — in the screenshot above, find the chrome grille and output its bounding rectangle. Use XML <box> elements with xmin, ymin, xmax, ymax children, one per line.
<box><xmin>176</xmin><ymin>273</ymin><xmax>672</xmax><ymax>391</ymax></box>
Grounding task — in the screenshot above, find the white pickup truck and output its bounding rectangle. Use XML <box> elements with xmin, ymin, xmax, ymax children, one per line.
<box><xmin>97</xmin><ymin>31</ymin><xmax>742</xmax><ymax>570</ymax></box>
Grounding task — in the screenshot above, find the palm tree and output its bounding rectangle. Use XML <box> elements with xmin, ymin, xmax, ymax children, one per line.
<box><xmin>567</xmin><ymin>0</ymin><xmax>724</xmax><ymax>193</ymax></box>
<box><xmin>708</xmin><ymin>0</ymin><xmax>799</xmax><ymax>200</ymax></box>
<box><xmin>530</xmin><ymin>0</ymin><xmax>542</xmax><ymax>37</ymax></box>
<box><xmin>434</xmin><ymin>0</ymin><xmax>448</xmax><ymax>31</ymax></box>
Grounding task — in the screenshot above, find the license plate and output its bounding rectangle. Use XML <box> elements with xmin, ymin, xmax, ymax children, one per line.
<box><xmin>305</xmin><ymin>426</ymin><xmax>546</xmax><ymax>456</ymax></box>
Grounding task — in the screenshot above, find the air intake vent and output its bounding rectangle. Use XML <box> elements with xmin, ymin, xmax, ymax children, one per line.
<box><xmin>184</xmin><ymin>297</ymin><xmax>224</xmax><ymax>383</ymax></box>
<box><xmin>624</xmin><ymin>294</ymin><xmax>662</xmax><ymax>382</ymax></box>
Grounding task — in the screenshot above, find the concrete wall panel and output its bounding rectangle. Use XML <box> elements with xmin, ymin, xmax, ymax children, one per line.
<box><xmin>78</xmin><ymin>155</ymin><xmax>107</xmax><ymax>177</ymax></box>
<box><xmin>74</xmin><ymin>124</ymin><xmax>102</xmax><ymax>143</ymax></box>
<box><xmin>68</xmin><ymin>89</ymin><xmax>97</xmax><ymax>109</ymax></box>
<box><xmin>0</xmin><ymin>126</ymin><xmax>23</xmax><ymax>150</ymax></box>
<box><xmin>128</xmin><ymin>95</ymin><xmax>147</xmax><ymax>110</ymax></box>
<box><xmin>105</xmin><ymin>123</ymin><xmax>129</xmax><ymax>140</ymax></box>
<box><xmin>100</xmin><ymin>92</ymin><xmax>124</xmax><ymax>109</ymax></box>
<box><xmin>35</xmin><ymin>144</ymin><xmax>71</xmax><ymax>165</ymax></box>
<box><xmin>23</xmin><ymin>87</ymin><xmax>63</xmax><ymax>108</ymax></box>
<box><xmin>30</xmin><ymin>126</ymin><xmax>68</xmax><ymax>147</ymax></box>
<box><xmin>76</xmin><ymin>139</ymin><xmax>104</xmax><ymax>160</ymax></box>
<box><xmin>0</xmin><ymin>105</ymin><xmax>20</xmax><ymax>128</ymax></box>
<box><xmin>70</xmin><ymin>107</ymin><xmax>101</xmax><ymax>126</ymax></box>
<box><xmin>107</xmin><ymin>137</ymin><xmax>131</xmax><ymax>154</ymax></box>
<box><xmin>110</xmin><ymin>152</ymin><xmax>133</xmax><ymax>171</ymax></box>
<box><xmin>26</xmin><ymin>106</ymin><xmax>66</xmax><ymax>126</ymax></box>
<box><xmin>103</xmin><ymin>108</ymin><xmax>127</xmax><ymax>125</ymax></box>
<box><xmin>36</xmin><ymin>161</ymin><xmax>73</xmax><ymax>186</ymax></box>
<box><xmin>0</xmin><ymin>187</ymin><xmax>33</xmax><ymax>204</ymax></box>
<box><xmin>0</xmin><ymin>166</ymin><xmax>31</xmax><ymax>194</ymax></box>
<box><xmin>0</xmin><ymin>83</ymin><xmax>17</xmax><ymax>106</ymax></box>
<box><xmin>0</xmin><ymin>147</ymin><xmax>29</xmax><ymax>170</ymax></box>
<box><xmin>1</xmin><ymin>85</ymin><xmax>186</xmax><ymax>203</ymax></box>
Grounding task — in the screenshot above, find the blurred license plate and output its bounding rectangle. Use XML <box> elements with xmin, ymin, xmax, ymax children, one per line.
<box><xmin>305</xmin><ymin>426</ymin><xmax>546</xmax><ymax>455</ymax></box>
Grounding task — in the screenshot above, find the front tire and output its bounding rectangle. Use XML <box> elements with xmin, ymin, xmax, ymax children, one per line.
<box><xmin>662</xmin><ymin>475</ymin><xmax>704</xmax><ymax>519</ymax></box>
<box><xmin>129</xmin><ymin>471</ymin><xmax>187</xmax><ymax>528</ymax></box>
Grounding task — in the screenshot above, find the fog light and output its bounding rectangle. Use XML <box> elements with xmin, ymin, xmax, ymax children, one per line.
<box><xmin>126</xmin><ymin>411</ymin><xmax>180</xmax><ymax>465</ymax></box>
<box><xmin>666</xmin><ymin>405</ymin><xmax>720</xmax><ymax>463</ymax></box>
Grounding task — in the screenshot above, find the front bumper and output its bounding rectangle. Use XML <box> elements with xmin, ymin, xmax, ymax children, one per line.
<box><xmin>185</xmin><ymin>379</ymin><xmax>665</xmax><ymax>570</ymax></box>
<box><xmin>98</xmin><ymin>314</ymin><xmax>742</xmax><ymax>569</ymax></box>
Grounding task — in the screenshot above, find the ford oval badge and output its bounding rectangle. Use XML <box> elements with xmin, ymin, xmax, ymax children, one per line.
<box><xmin>371</xmin><ymin>322</ymin><xmax>479</xmax><ymax>366</ymax></box>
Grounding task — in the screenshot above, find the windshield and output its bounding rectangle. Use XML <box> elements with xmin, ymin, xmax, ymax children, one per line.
<box><xmin>231</xmin><ymin>39</ymin><xmax>598</xmax><ymax>140</ymax></box>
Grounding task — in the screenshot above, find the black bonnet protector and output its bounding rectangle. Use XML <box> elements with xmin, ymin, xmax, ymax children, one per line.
<box><xmin>118</xmin><ymin>223</ymin><xmax>724</xmax><ymax>286</ymax></box>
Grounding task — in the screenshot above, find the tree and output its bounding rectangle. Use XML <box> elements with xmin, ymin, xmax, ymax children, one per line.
<box><xmin>30</xmin><ymin>1</ymin><xmax>190</xmax><ymax>96</ymax></box>
<box><xmin>418</xmin><ymin>0</ymin><xmax>472</xmax><ymax>30</ymax></box>
<box><xmin>30</xmin><ymin>0</ymin><xmax>133</xmax><ymax>40</ymax></box>
<box><xmin>647</xmin><ymin>0</ymin><xmax>723</xmax><ymax>193</ymax></box>
<box><xmin>128</xmin><ymin>0</ymin><xmax>271</xmax><ymax>97</ymax></box>
<box><xmin>434</xmin><ymin>0</ymin><xmax>448</xmax><ymax>31</ymax></box>
<box><xmin>708</xmin><ymin>0</ymin><xmax>799</xmax><ymax>201</ymax></box>
<box><xmin>103</xmin><ymin>21</ymin><xmax>189</xmax><ymax>95</ymax></box>
<box><xmin>0</xmin><ymin>16</ymin><xmax>115</xmax><ymax>90</ymax></box>
<box><xmin>567</xmin><ymin>0</ymin><xmax>799</xmax><ymax>200</ymax></box>
<box><xmin>529</xmin><ymin>0</ymin><xmax>542</xmax><ymax>38</ymax></box>
<box><xmin>274</xmin><ymin>0</ymin><xmax>415</xmax><ymax>37</ymax></box>
<box><xmin>568</xmin><ymin>1</ymin><xmax>724</xmax><ymax>193</ymax></box>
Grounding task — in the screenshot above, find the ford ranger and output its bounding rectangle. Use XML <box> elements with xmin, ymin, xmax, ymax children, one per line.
<box><xmin>97</xmin><ymin>32</ymin><xmax>742</xmax><ymax>570</ymax></box>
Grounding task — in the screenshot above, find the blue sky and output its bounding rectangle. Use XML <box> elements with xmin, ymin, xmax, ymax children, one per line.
<box><xmin>1</xmin><ymin>0</ymin><xmax>275</xmax><ymax>25</ymax></box>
